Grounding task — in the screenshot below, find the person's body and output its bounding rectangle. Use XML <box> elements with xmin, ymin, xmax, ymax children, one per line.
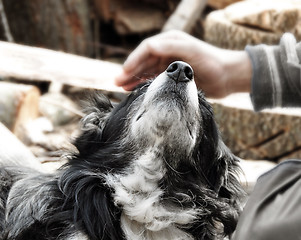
<box><xmin>115</xmin><ymin>30</ymin><xmax>301</xmax><ymax>240</ymax></box>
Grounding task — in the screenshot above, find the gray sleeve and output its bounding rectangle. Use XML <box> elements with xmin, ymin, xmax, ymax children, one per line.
<box><xmin>245</xmin><ymin>33</ymin><xmax>301</xmax><ymax>111</ymax></box>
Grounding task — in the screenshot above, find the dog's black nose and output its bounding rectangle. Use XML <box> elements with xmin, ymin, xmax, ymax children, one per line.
<box><xmin>166</xmin><ymin>61</ymin><xmax>194</xmax><ymax>83</ymax></box>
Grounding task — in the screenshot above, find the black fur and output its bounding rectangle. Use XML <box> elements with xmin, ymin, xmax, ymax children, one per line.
<box><xmin>0</xmin><ymin>64</ymin><xmax>244</xmax><ymax>240</ymax></box>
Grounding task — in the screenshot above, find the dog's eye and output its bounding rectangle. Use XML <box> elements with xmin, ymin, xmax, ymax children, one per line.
<box><xmin>138</xmin><ymin>85</ymin><xmax>149</xmax><ymax>93</ymax></box>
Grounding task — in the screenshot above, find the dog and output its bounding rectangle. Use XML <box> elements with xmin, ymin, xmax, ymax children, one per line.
<box><xmin>0</xmin><ymin>61</ymin><xmax>244</xmax><ymax>240</ymax></box>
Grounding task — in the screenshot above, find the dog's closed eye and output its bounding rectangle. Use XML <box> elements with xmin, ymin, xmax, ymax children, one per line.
<box><xmin>136</xmin><ymin>111</ymin><xmax>146</xmax><ymax>122</ymax></box>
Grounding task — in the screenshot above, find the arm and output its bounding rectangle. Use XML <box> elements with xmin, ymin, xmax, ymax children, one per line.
<box><xmin>246</xmin><ymin>33</ymin><xmax>301</xmax><ymax>111</ymax></box>
<box><xmin>115</xmin><ymin>30</ymin><xmax>252</xmax><ymax>98</ymax></box>
<box><xmin>115</xmin><ymin>31</ymin><xmax>301</xmax><ymax>111</ymax></box>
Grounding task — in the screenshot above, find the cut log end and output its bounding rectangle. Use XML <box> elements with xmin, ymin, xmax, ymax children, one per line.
<box><xmin>0</xmin><ymin>82</ymin><xmax>40</xmax><ymax>139</ymax></box>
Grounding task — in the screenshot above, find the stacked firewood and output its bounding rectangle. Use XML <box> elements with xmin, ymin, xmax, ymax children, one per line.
<box><xmin>0</xmin><ymin>0</ymin><xmax>206</xmax><ymax>60</ymax></box>
<box><xmin>204</xmin><ymin>0</ymin><xmax>301</xmax><ymax>49</ymax></box>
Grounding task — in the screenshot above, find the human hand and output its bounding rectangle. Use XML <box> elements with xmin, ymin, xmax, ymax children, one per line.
<box><xmin>115</xmin><ymin>30</ymin><xmax>251</xmax><ymax>98</ymax></box>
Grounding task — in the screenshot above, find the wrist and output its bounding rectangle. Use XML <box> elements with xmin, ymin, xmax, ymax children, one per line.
<box><xmin>222</xmin><ymin>50</ymin><xmax>252</xmax><ymax>95</ymax></box>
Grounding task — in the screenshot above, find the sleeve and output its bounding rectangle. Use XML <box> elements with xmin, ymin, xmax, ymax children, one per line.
<box><xmin>245</xmin><ymin>33</ymin><xmax>301</xmax><ymax>111</ymax></box>
<box><xmin>232</xmin><ymin>160</ymin><xmax>301</xmax><ymax>240</ymax></box>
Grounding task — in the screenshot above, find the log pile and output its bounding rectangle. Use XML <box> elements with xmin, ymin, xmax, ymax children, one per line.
<box><xmin>204</xmin><ymin>0</ymin><xmax>301</xmax><ymax>49</ymax></box>
<box><xmin>211</xmin><ymin>94</ymin><xmax>301</xmax><ymax>162</ymax></box>
<box><xmin>0</xmin><ymin>0</ymin><xmax>207</xmax><ymax>59</ymax></box>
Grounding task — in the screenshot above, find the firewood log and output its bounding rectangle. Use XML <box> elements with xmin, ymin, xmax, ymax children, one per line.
<box><xmin>210</xmin><ymin>93</ymin><xmax>301</xmax><ymax>162</ymax></box>
<box><xmin>162</xmin><ymin>0</ymin><xmax>207</xmax><ymax>32</ymax></box>
<box><xmin>0</xmin><ymin>82</ymin><xmax>40</xmax><ymax>139</ymax></box>
<box><xmin>204</xmin><ymin>0</ymin><xmax>301</xmax><ymax>49</ymax></box>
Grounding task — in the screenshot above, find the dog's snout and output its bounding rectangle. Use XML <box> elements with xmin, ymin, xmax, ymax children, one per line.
<box><xmin>166</xmin><ymin>61</ymin><xmax>194</xmax><ymax>83</ymax></box>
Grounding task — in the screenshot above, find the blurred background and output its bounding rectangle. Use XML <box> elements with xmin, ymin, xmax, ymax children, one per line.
<box><xmin>1</xmin><ymin>0</ymin><xmax>300</xmax><ymax>59</ymax></box>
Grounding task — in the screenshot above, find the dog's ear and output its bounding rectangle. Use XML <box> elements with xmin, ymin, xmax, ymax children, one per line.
<box><xmin>196</xmin><ymin>92</ymin><xmax>220</xmax><ymax>188</ymax></box>
<box><xmin>81</xmin><ymin>93</ymin><xmax>113</xmax><ymax>130</ymax></box>
<box><xmin>196</xmin><ymin>93</ymin><xmax>242</xmax><ymax>194</ymax></box>
<box><xmin>74</xmin><ymin>93</ymin><xmax>113</xmax><ymax>154</ymax></box>
<box><xmin>215</xmin><ymin>140</ymin><xmax>245</xmax><ymax>235</ymax></box>
<box><xmin>196</xmin><ymin>93</ymin><xmax>243</xmax><ymax>235</ymax></box>
<box><xmin>215</xmin><ymin>140</ymin><xmax>242</xmax><ymax>197</ymax></box>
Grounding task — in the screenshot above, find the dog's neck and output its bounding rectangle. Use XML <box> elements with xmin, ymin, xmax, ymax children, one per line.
<box><xmin>105</xmin><ymin>148</ymin><xmax>197</xmax><ymax>240</ymax></box>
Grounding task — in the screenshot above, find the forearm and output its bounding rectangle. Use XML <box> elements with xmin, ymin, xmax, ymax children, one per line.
<box><xmin>245</xmin><ymin>33</ymin><xmax>301</xmax><ymax>111</ymax></box>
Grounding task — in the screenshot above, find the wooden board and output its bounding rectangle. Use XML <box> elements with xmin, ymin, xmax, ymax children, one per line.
<box><xmin>0</xmin><ymin>41</ymin><xmax>126</xmax><ymax>93</ymax></box>
<box><xmin>162</xmin><ymin>0</ymin><xmax>207</xmax><ymax>32</ymax></box>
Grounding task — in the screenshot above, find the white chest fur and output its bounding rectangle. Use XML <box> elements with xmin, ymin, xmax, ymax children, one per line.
<box><xmin>105</xmin><ymin>149</ymin><xmax>198</xmax><ymax>240</ymax></box>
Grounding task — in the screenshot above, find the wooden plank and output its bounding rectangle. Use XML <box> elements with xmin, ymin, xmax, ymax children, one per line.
<box><xmin>162</xmin><ymin>0</ymin><xmax>207</xmax><ymax>32</ymax></box>
<box><xmin>0</xmin><ymin>41</ymin><xmax>126</xmax><ymax>93</ymax></box>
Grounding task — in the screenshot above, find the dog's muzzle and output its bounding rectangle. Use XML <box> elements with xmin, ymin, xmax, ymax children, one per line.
<box><xmin>129</xmin><ymin>60</ymin><xmax>200</xmax><ymax>156</ymax></box>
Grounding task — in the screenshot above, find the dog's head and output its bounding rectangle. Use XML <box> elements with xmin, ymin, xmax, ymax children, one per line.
<box><xmin>69</xmin><ymin>61</ymin><xmax>243</xmax><ymax>239</ymax></box>
<box><xmin>78</xmin><ymin>61</ymin><xmax>239</xmax><ymax>189</ymax></box>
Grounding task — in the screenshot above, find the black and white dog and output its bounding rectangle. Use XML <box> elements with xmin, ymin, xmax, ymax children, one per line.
<box><xmin>0</xmin><ymin>61</ymin><xmax>244</xmax><ymax>240</ymax></box>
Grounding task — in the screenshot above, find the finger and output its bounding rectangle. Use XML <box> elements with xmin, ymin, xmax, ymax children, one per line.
<box><xmin>121</xmin><ymin>60</ymin><xmax>177</xmax><ymax>91</ymax></box>
<box><xmin>115</xmin><ymin>71</ymin><xmax>132</xmax><ymax>87</ymax></box>
<box><xmin>123</xmin><ymin>39</ymin><xmax>154</xmax><ymax>73</ymax></box>
<box><xmin>130</xmin><ymin>56</ymin><xmax>160</xmax><ymax>79</ymax></box>
<box><xmin>126</xmin><ymin>54</ymin><xmax>176</xmax><ymax>82</ymax></box>
<box><xmin>124</xmin><ymin>30</ymin><xmax>196</xmax><ymax>72</ymax></box>
<box><xmin>116</xmin><ymin>56</ymin><xmax>159</xmax><ymax>87</ymax></box>
<box><xmin>122</xmin><ymin>79</ymin><xmax>146</xmax><ymax>91</ymax></box>
<box><xmin>122</xmin><ymin>31</ymin><xmax>179</xmax><ymax>73</ymax></box>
